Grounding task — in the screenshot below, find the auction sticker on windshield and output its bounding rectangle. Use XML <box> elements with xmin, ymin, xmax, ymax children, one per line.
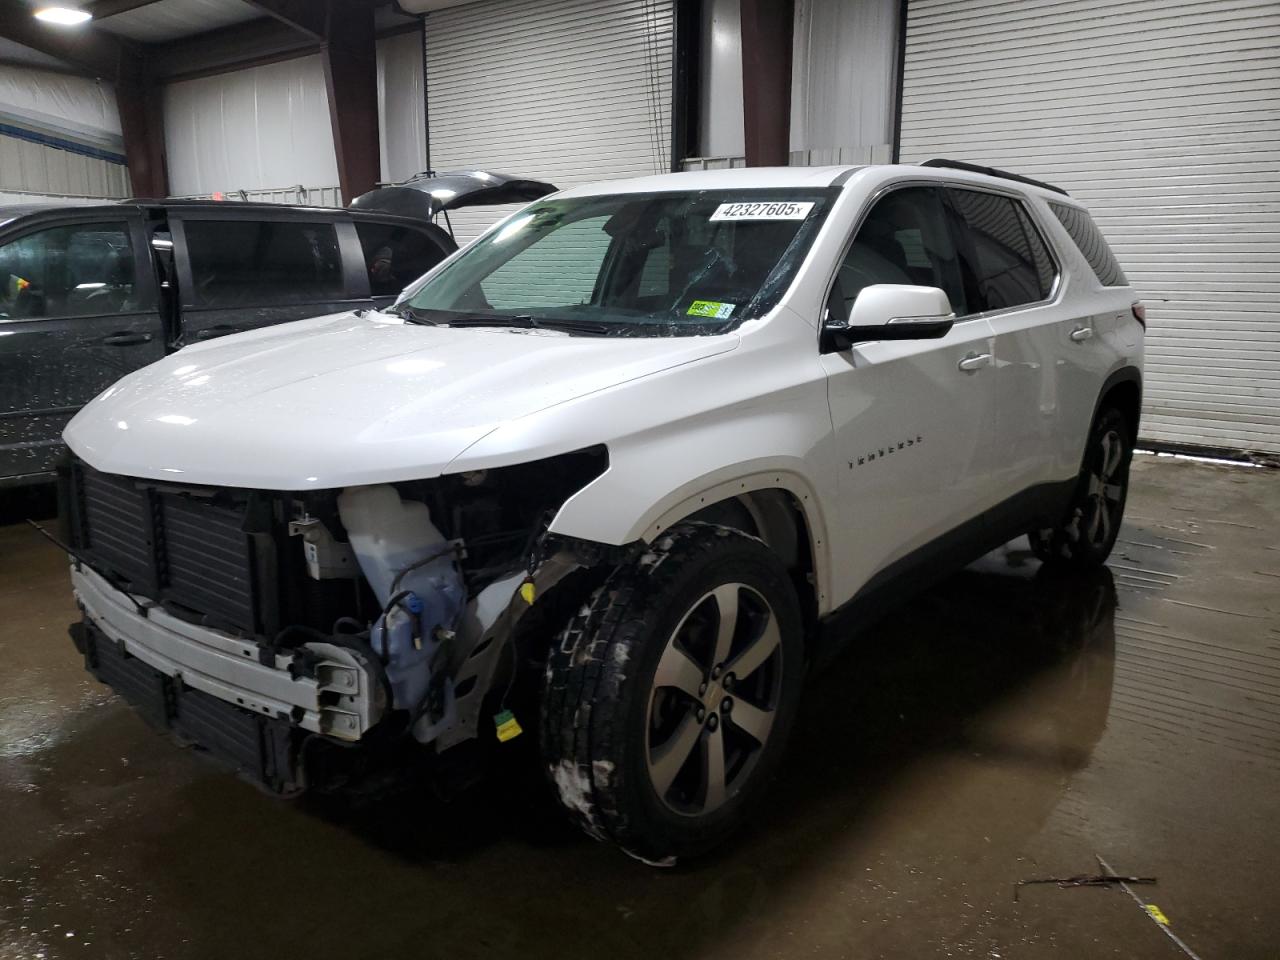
<box><xmin>710</xmin><ymin>201</ymin><xmax>815</xmax><ymax>222</ymax></box>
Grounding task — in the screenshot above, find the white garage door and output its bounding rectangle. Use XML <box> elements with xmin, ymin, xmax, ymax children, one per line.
<box><xmin>899</xmin><ymin>0</ymin><xmax>1280</xmax><ymax>455</ymax></box>
<box><xmin>424</xmin><ymin>0</ymin><xmax>673</xmax><ymax>242</ymax></box>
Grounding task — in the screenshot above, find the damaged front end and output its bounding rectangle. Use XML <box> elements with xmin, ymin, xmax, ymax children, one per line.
<box><xmin>60</xmin><ymin>446</ymin><xmax>609</xmax><ymax>793</ymax></box>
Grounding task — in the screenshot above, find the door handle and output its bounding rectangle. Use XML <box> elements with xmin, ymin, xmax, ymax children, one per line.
<box><xmin>1070</xmin><ymin>326</ymin><xmax>1094</xmax><ymax>342</ymax></box>
<box><xmin>101</xmin><ymin>331</ymin><xmax>153</xmax><ymax>346</ymax></box>
<box><xmin>957</xmin><ymin>352</ymin><xmax>992</xmax><ymax>373</ymax></box>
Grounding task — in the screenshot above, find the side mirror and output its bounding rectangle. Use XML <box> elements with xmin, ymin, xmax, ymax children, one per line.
<box><xmin>824</xmin><ymin>284</ymin><xmax>955</xmax><ymax>351</ymax></box>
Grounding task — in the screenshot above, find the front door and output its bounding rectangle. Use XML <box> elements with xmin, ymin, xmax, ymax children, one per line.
<box><xmin>0</xmin><ymin>214</ymin><xmax>163</xmax><ymax>483</ymax></box>
<box><xmin>820</xmin><ymin>185</ymin><xmax>998</xmax><ymax>604</ymax></box>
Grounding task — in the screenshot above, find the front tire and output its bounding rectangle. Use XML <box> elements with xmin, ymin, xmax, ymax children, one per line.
<box><xmin>1031</xmin><ymin>406</ymin><xmax>1133</xmax><ymax>567</ymax></box>
<box><xmin>539</xmin><ymin>523</ymin><xmax>804</xmax><ymax>863</ymax></box>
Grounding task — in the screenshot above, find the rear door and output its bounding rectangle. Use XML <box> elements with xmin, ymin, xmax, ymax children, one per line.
<box><xmin>943</xmin><ymin>186</ymin><xmax>1069</xmax><ymax>505</ymax></box>
<box><xmin>170</xmin><ymin>211</ymin><xmax>368</xmax><ymax>346</ymax></box>
<box><xmin>0</xmin><ymin>211</ymin><xmax>162</xmax><ymax>483</ymax></box>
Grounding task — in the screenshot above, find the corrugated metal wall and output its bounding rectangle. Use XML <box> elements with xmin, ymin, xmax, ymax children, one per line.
<box><xmin>0</xmin><ymin>64</ymin><xmax>129</xmax><ymax>199</ymax></box>
<box><xmin>424</xmin><ymin>0</ymin><xmax>674</xmax><ymax>242</ymax></box>
<box><xmin>898</xmin><ymin>0</ymin><xmax>1280</xmax><ymax>455</ymax></box>
<box><xmin>0</xmin><ymin>134</ymin><xmax>129</xmax><ymax>199</ymax></box>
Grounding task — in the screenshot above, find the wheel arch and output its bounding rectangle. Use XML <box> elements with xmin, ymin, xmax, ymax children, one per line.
<box><xmin>553</xmin><ymin>466</ymin><xmax>834</xmax><ymax>618</ymax></box>
<box><xmin>1094</xmin><ymin>366</ymin><xmax>1143</xmax><ymax>445</ymax></box>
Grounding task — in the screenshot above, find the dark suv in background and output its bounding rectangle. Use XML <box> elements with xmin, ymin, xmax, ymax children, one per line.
<box><xmin>0</xmin><ymin>171</ymin><xmax>556</xmax><ymax>487</ymax></box>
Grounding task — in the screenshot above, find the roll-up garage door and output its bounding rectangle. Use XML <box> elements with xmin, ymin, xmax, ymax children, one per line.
<box><xmin>424</xmin><ymin>0</ymin><xmax>673</xmax><ymax>242</ymax></box>
<box><xmin>899</xmin><ymin>0</ymin><xmax>1280</xmax><ymax>456</ymax></box>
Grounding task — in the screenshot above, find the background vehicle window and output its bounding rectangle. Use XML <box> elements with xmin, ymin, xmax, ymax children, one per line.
<box><xmin>354</xmin><ymin>221</ymin><xmax>449</xmax><ymax>297</ymax></box>
<box><xmin>481</xmin><ymin>215</ymin><xmax>613</xmax><ymax>309</ymax></box>
<box><xmin>1048</xmin><ymin>202</ymin><xmax>1128</xmax><ymax>287</ymax></box>
<box><xmin>182</xmin><ymin>219</ymin><xmax>343</xmax><ymax>308</ymax></box>
<box><xmin>0</xmin><ymin>222</ymin><xmax>137</xmax><ymax>320</ymax></box>
<box><xmin>947</xmin><ymin>189</ymin><xmax>1049</xmax><ymax>311</ymax></box>
<box><xmin>837</xmin><ymin>186</ymin><xmax>967</xmax><ymax>316</ymax></box>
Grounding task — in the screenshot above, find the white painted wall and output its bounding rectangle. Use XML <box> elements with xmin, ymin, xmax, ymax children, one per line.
<box><xmin>163</xmin><ymin>54</ymin><xmax>339</xmax><ymax>197</ymax></box>
<box><xmin>698</xmin><ymin>0</ymin><xmax>745</xmax><ymax>160</ymax></box>
<box><xmin>378</xmin><ymin>29</ymin><xmax>428</xmax><ymax>183</ymax></box>
<box><xmin>789</xmin><ymin>0</ymin><xmax>898</xmax><ymax>165</ymax></box>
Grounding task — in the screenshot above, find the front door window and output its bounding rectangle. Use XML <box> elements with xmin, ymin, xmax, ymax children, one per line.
<box><xmin>0</xmin><ymin>222</ymin><xmax>137</xmax><ymax>321</ymax></box>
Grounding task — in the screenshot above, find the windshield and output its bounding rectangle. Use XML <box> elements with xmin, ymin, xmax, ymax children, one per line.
<box><xmin>395</xmin><ymin>188</ymin><xmax>836</xmax><ymax>336</ymax></box>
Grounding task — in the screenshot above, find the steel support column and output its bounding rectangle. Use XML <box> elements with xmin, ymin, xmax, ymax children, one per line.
<box><xmin>739</xmin><ymin>0</ymin><xmax>793</xmax><ymax>167</ymax></box>
<box><xmin>116</xmin><ymin>82</ymin><xmax>168</xmax><ymax>197</ymax></box>
<box><xmin>322</xmin><ymin>4</ymin><xmax>380</xmax><ymax>203</ymax></box>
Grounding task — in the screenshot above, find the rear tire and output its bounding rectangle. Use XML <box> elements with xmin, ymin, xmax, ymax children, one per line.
<box><xmin>539</xmin><ymin>523</ymin><xmax>804</xmax><ymax>863</ymax></box>
<box><xmin>1030</xmin><ymin>406</ymin><xmax>1133</xmax><ymax>567</ymax></box>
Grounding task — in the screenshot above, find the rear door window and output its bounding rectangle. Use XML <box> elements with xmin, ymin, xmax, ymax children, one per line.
<box><xmin>354</xmin><ymin>221</ymin><xmax>450</xmax><ymax>297</ymax></box>
<box><xmin>181</xmin><ymin>219</ymin><xmax>344</xmax><ymax>308</ymax></box>
<box><xmin>1048</xmin><ymin>202</ymin><xmax>1128</xmax><ymax>286</ymax></box>
<box><xmin>946</xmin><ymin>189</ymin><xmax>1052</xmax><ymax>311</ymax></box>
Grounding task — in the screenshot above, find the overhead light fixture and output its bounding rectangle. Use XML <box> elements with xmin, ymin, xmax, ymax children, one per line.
<box><xmin>33</xmin><ymin>6</ymin><xmax>93</xmax><ymax>25</ymax></box>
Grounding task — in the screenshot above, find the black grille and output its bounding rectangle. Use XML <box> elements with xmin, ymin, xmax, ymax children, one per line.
<box><xmin>160</xmin><ymin>493</ymin><xmax>257</xmax><ymax>631</ymax></box>
<box><xmin>73</xmin><ymin>464</ymin><xmax>260</xmax><ymax>634</ymax></box>
<box><xmin>82</xmin><ymin>469</ymin><xmax>155</xmax><ymax>588</ymax></box>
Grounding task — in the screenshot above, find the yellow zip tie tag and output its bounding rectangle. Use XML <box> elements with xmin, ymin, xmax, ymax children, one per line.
<box><xmin>494</xmin><ymin>709</ymin><xmax>523</xmax><ymax>742</ymax></box>
<box><xmin>1145</xmin><ymin>904</ymin><xmax>1170</xmax><ymax>926</ymax></box>
<box><xmin>519</xmin><ymin>580</ymin><xmax>536</xmax><ymax>605</ymax></box>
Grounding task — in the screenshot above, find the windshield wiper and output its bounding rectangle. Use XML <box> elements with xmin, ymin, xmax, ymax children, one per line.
<box><xmin>446</xmin><ymin>314</ymin><xmax>612</xmax><ymax>336</ymax></box>
<box><xmin>386</xmin><ymin>304</ymin><xmax>439</xmax><ymax>325</ymax></box>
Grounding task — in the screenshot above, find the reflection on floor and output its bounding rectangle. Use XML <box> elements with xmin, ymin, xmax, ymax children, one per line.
<box><xmin>0</xmin><ymin>455</ymin><xmax>1276</xmax><ymax>959</ymax></box>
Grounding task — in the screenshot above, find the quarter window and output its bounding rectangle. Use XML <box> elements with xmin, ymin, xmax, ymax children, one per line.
<box><xmin>0</xmin><ymin>222</ymin><xmax>137</xmax><ymax>321</ymax></box>
<box><xmin>1048</xmin><ymin>202</ymin><xmax>1128</xmax><ymax>287</ymax></box>
<box><xmin>836</xmin><ymin>186</ymin><xmax>968</xmax><ymax>318</ymax></box>
<box><xmin>182</xmin><ymin>219</ymin><xmax>344</xmax><ymax>308</ymax></box>
<box><xmin>354</xmin><ymin>221</ymin><xmax>450</xmax><ymax>297</ymax></box>
<box><xmin>947</xmin><ymin>189</ymin><xmax>1053</xmax><ymax>311</ymax></box>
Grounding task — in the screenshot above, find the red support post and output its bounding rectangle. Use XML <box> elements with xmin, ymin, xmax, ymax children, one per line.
<box><xmin>740</xmin><ymin>0</ymin><xmax>794</xmax><ymax>167</ymax></box>
<box><xmin>322</xmin><ymin>3</ymin><xmax>380</xmax><ymax>204</ymax></box>
<box><xmin>116</xmin><ymin>81</ymin><xmax>169</xmax><ymax>198</ymax></box>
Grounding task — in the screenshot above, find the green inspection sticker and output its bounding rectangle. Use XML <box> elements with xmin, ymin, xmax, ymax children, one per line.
<box><xmin>687</xmin><ymin>300</ymin><xmax>735</xmax><ymax>319</ymax></box>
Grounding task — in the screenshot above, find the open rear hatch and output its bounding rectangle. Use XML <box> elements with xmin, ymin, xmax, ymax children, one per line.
<box><xmin>351</xmin><ymin>171</ymin><xmax>557</xmax><ymax>230</ymax></box>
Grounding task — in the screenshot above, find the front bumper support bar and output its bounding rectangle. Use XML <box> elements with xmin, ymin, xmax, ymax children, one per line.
<box><xmin>72</xmin><ymin>564</ymin><xmax>381</xmax><ymax>741</ymax></box>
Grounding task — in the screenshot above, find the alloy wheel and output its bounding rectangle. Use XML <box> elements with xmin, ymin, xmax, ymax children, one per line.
<box><xmin>645</xmin><ymin>583</ymin><xmax>784</xmax><ymax>816</ymax></box>
<box><xmin>1077</xmin><ymin>427</ymin><xmax>1126</xmax><ymax>548</ymax></box>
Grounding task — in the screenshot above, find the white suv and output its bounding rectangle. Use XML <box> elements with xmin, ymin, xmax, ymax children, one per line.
<box><xmin>59</xmin><ymin>161</ymin><xmax>1143</xmax><ymax>863</ymax></box>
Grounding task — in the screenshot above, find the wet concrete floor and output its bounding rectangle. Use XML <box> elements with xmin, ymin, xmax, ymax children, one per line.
<box><xmin>1</xmin><ymin>455</ymin><xmax>1277</xmax><ymax>959</ymax></box>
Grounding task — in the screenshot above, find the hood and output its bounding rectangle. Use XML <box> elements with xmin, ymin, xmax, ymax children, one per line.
<box><xmin>64</xmin><ymin>312</ymin><xmax>737</xmax><ymax>489</ymax></box>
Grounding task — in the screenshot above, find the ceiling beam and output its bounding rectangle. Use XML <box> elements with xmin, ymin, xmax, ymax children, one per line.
<box><xmin>85</xmin><ymin>0</ymin><xmax>166</xmax><ymax>19</ymax></box>
<box><xmin>146</xmin><ymin>16</ymin><xmax>318</xmax><ymax>81</ymax></box>
<box><xmin>244</xmin><ymin>0</ymin><xmax>328</xmax><ymax>42</ymax></box>
<box><xmin>0</xmin><ymin>0</ymin><xmax>143</xmax><ymax>80</ymax></box>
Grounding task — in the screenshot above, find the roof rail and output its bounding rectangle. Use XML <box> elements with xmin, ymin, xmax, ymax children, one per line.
<box><xmin>918</xmin><ymin>158</ymin><xmax>1070</xmax><ymax>197</ymax></box>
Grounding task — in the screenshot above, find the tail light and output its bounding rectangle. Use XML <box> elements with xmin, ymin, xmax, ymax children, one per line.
<box><xmin>1131</xmin><ymin>301</ymin><xmax>1146</xmax><ymax>329</ymax></box>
